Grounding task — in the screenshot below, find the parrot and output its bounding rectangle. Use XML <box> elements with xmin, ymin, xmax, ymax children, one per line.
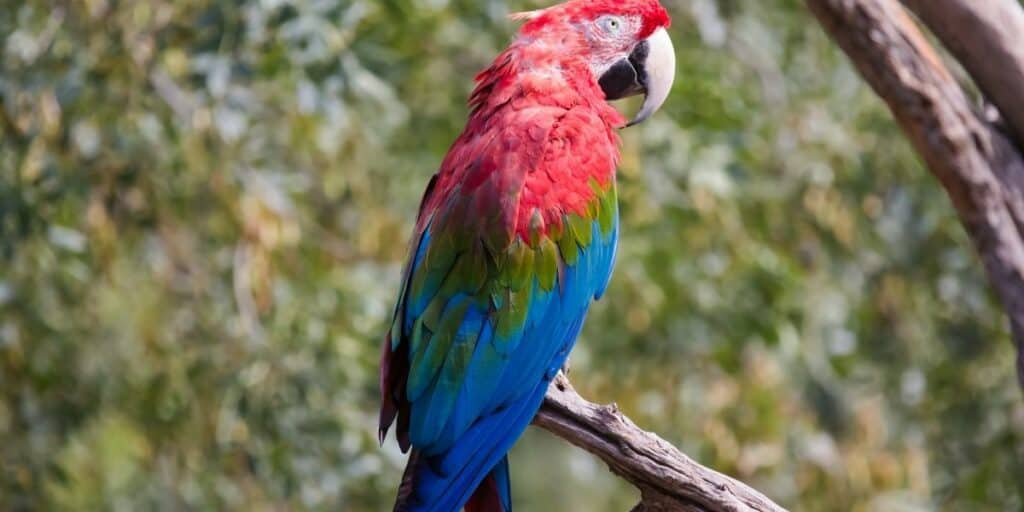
<box><xmin>379</xmin><ymin>1</ymin><xmax>675</xmax><ymax>510</ymax></box>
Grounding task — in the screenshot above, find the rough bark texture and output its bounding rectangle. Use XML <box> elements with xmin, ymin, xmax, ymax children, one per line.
<box><xmin>804</xmin><ymin>0</ymin><xmax>1024</xmax><ymax>391</ymax></box>
<box><xmin>897</xmin><ymin>0</ymin><xmax>1024</xmax><ymax>249</ymax></box>
<box><xmin>900</xmin><ymin>0</ymin><xmax>1024</xmax><ymax>149</ymax></box>
<box><xmin>536</xmin><ymin>374</ymin><xmax>788</xmax><ymax>512</ymax></box>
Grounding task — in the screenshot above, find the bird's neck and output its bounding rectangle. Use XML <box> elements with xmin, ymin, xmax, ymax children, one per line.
<box><xmin>467</xmin><ymin>37</ymin><xmax>626</xmax><ymax>129</ymax></box>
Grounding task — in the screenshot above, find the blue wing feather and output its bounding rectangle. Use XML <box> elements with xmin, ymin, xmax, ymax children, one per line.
<box><xmin>390</xmin><ymin>217</ymin><xmax>618</xmax><ymax>511</ymax></box>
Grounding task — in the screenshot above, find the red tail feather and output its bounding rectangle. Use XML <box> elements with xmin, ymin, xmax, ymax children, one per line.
<box><xmin>464</xmin><ymin>473</ymin><xmax>505</xmax><ymax>512</ymax></box>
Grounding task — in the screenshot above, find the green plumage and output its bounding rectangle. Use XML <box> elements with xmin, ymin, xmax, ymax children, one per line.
<box><xmin>394</xmin><ymin>183</ymin><xmax>618</xmax><ymax>432</ymax></box>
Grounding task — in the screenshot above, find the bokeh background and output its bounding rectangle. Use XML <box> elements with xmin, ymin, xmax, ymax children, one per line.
<box><xmin>3</xmin><ymin>0</ymin><xmax>1023</xmax><ymax>510</ymax></box>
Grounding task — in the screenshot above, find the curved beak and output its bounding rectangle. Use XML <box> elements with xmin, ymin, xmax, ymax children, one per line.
<box><xmin>598</xmin><ymin>27</ymin><xmax>676</xmax><ymax>127</ymax></box>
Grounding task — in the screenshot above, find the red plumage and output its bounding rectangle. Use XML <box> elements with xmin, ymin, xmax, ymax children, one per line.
<box><xmin>384</xmin><ymin>0</ymin><xmax>672</xmax><ymax>459</ymax></box>
<box><xmin>420</xmin><ymin>1</ymin><xmax>661</xmax><ymax>243</ymax></box>
<box><xmin>463</xmin><ymin>474</ymin><xmax>503</xmax><ymax>512</ymax></box>
<box><xmin>519</xmin><ymin>0</ymin><xmax>671</xmax><ymax>40</ymax></box>
<box><xmin>381</xmin><ymin>1</ymin><xmax>674</xmax><ymax>510</ymax></box>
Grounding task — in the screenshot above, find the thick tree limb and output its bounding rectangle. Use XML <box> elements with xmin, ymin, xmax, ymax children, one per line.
<box><xmin>804</xmin><ymin>0</ymin><xmax>1024</xmax><ymax>390</ymax></box>
<box><xmin>535</xmin><ymin>374</ymin><xmax>788</xmax><ymax>512</ymax></box>
<box><xmin>899</xmin><ymin>0</ymin><xmax>1024</xmax><ymax>149</ymax></box>
<box><xmin>896</xmin><ymin>0</ymin><xmax>1024</xmax><ymax>245</ymax></box>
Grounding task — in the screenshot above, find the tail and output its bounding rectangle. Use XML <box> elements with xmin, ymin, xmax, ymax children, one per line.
<box><xmin>464</xmin><ymin>457</ymin><xmax>510</xmax><ymax>512</ymax></box>
<box><xmin>396</xmin><ymin>454</ymin><xmax>510</xmax><ymax>512</ymax></box>
<box><xmin>392</xmin><ymin>377</ymin><xmax>551</xmax><ymax>512</ymax></box>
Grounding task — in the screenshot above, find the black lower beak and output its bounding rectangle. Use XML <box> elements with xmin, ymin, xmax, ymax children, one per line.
<box><xmin>598</xmin><ymin>40</ymin><xmax>650</xmax><ymax>101</ymax></box>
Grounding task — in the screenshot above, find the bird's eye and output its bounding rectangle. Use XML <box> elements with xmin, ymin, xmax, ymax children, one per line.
<box><xmin>597</xmin><ymin>15</ymin><xmax>624</xmax><ymax>35</ymax></box>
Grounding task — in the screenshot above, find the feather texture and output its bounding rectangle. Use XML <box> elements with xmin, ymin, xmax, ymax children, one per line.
<box><xmin>380</xmin><ymin>1</ymin><xmax>671</xmax><ymax>510</ymax></box>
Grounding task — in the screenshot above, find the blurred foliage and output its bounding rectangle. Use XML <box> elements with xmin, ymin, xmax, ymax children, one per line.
<box><xmin>2</xmin><ymin>0</ymin><xmax>1023</xmax><ymax>510</ymax></box>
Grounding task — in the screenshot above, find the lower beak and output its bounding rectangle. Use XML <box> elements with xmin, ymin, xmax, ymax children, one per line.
<box><xmin>598</xmin><ymin>27</ymin><xmax>676</xmax><ymax>127</ymax></box>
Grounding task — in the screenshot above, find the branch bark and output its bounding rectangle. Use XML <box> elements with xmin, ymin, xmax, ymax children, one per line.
<box><xmin>804</xmin><ymin>0</ymin><xmax>1024</xmax><ymax>391</ymax></box>
<box><xmin>536</xmin><ymin>374</ymin><xmax>788</xmax><ymax>512</ymax></box>
<box><xmin>895</xmin><ymin>0</ymin><xmax>1024</xmax><ymax>245</ymax></box>
<box><xmin>899</xmin><ymin>0</ymin><xmax>1024</xmax><ymax>149</ymax></box>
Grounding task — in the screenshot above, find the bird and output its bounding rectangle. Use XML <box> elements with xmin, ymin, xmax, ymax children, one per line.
<box><xmin>378</xmin><ymin>1</ymin><xmax>675</xmax><ymax>510</ymax></box>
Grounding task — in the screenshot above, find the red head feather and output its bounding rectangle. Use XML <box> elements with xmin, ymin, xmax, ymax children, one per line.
<box><xmin>418</xmin><ymin>0</ymin><xmax>672</xmax><ymax>243</ymax></box>
<box><xmin>517</xmin><ymin>0</ymin><xmax>671</xmax><ymax>40</ymax></box>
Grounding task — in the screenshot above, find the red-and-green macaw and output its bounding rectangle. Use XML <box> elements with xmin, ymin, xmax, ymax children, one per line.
<box><xmin>379</xmin><ymin>1</ymin><xmax>675</xmax><ymax>510</ymax></box>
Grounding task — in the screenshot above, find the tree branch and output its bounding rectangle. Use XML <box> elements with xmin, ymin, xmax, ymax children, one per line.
<box><xmin>535</xmin><ymin>374</ymin><xmax>788</xmax><ymax>512</ymax></box>
<box><xmin>804</xmin><ymin>0</ymin><xmax>1024</xmax><ymax>391</ymax></box>
<box><xmin>896</xmin><ymin>0</ymin><xmax>1024</xmax><ymax>248</ymax></box>
<box><xmin>899</xmin><ymin>0</ymin><xmax>1024</xmax><ymax>150</ymax></box>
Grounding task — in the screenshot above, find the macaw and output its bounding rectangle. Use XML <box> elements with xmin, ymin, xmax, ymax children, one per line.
<box><xmin>379</xmin><ymin>1</ymin><xmax>675</xmax><ymax>510</ymax></box>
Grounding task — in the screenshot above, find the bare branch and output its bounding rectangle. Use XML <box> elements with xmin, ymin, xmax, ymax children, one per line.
<box><xmin>900</xmin><ymin>0</ymin><xmax>1024</xmax><ymax>149</ymax></box>
<box><xmin>897</xmin><ymin>0</ymin><xmax>1024</xmax><ymax>242</ymax></box>
<box><xmin>535</xmin><ymin>374</ymin><xmax>788</xmax><ymax>512</ymax></box>
<box><xmin>804</xmin><ymin>0</ymin><xmax>1024</xmax><ymax>390</ymax></box>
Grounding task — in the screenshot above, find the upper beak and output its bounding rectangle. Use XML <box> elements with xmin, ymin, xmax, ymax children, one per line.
<box><xmin>598</xmin><ymin>27</ymin><xmax>676</xmax><ymax>127</ymax></box>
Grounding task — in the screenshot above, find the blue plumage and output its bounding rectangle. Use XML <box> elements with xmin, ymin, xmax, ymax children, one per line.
<box><xmin>383</xmin><ymin>215</ymin><xmax>618</xmax><ymax>512</ymax></box>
